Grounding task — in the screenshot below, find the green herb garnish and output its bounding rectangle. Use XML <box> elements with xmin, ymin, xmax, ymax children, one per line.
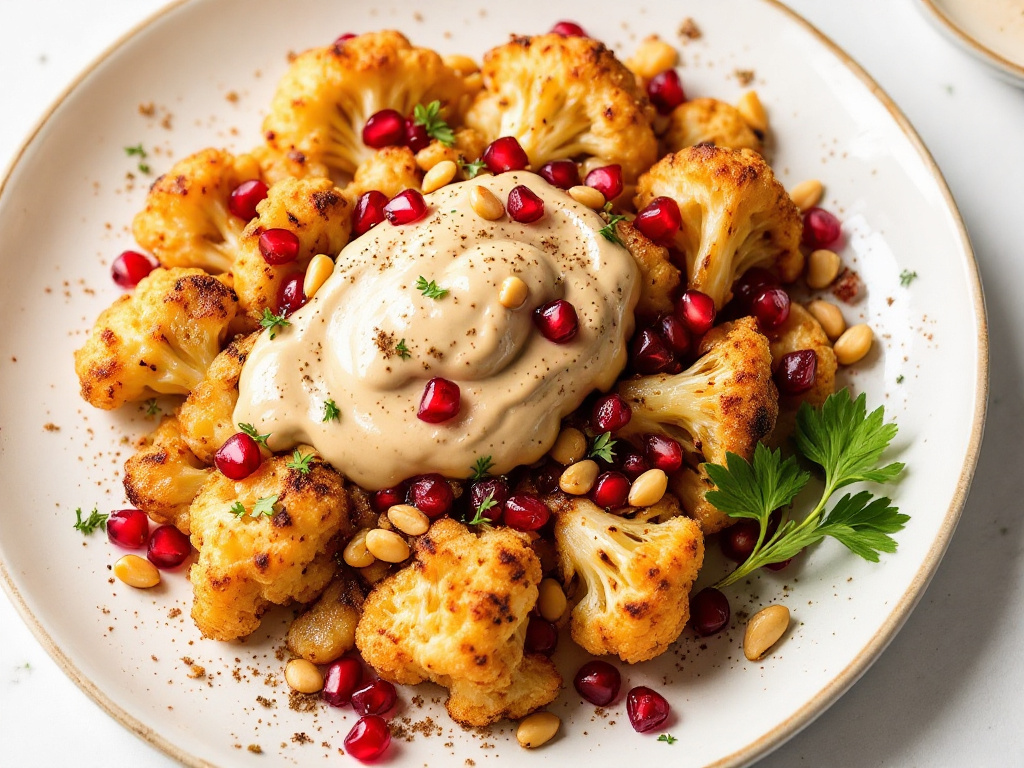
<box><xmin>323</xmin><ymin>399</ymin><xmax>341</xmax><ymax>422</ymax></box>
<box><xmin>259</xmin><ymin>308</ymin><xmax>291</xmax><ymax>339</ymax></box>
<box><xmin>458</xmin><ymin>157</ymin><xmax>487</xmax><ymax>179</ymax></box>
<box><xmin>238</xmin><ymin>423</ymin><xmax>270</xmax><ymax>448</ymax></box>
<box><xmin>467</xmin><ymin>490</ymin><xmax>498</xmax><ymax>526</ymax></box>
<box><xmin>252</xmin><ymin>495</ymin><xmax>279</xmax><ymax>517</ymax></box>
<box><xmin>143</xmin><ymin>398</ymin><xmax>161</xmax><ymax>418</ymax></box>
<box><xmin>286</xmin><ymin>450</ymin><xmax>313</xmax><ymax>475</ymax></box>
<box><xmin>73</xmin><ymin>507</ymin><xmax>108</xmax><ymax>535</ymax></box>
<box><xmin>598</xmin><ymin>211</ymin><xmax>628</xmax><ymax>246</ymax></box>
<box><xmin>657</xmin><ymin>734</ymin><xmax>678</xmax><ymax>745</ymax></box>
<box><xmin>396</xmin><ymin>339</ymin><xmax>412</xmax><ymax>360</ymax></box>
<box><xmin>412</xmin><ymin>101</ymin><xmax>455</xmax><ymax>147</ymax></box>
<box><xmin>124</xmin><ymin>143</ymin><xmax>151</xmax><ymax>174</ymax></box>
<box><xmin>416</xmin><ymin>276</ymin><xmax>449</xmax><ymax>300</ymax></box>
<box><xmin>589</xmin><ymin>432</ymin><xmax>617</xmax><ymax>462</ymax></box>
<box><xmin>899</xmin><ymin>269</ymin><xmax>918</xmax><ymax>287</ymax></box>
<box><xmin>470</xmin><ymin>455</ymin><xmax>494</xmax><ymax>481</ymax></box>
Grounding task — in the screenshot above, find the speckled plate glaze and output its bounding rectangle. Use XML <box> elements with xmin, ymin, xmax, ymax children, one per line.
<box><xmin>0</xmin><ymin>1</ymin><xmax>986</xmax><ymax>766</ymax></box>
<box><xmin>918</xmin><ymin>0</ymin><xmax>1024</xmax><ymax>86</ymax></box>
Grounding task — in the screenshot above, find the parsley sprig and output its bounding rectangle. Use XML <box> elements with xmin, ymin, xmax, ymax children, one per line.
<box><xmin>286</xmin><ymin>450</ymin><xmax>313</xmax><ymax>475</ymax></box>
<box><xmin>470</xmin><ymin>455</ymin><xmax>494</xmax><ymax>481</ymax></box>
<box><xmin>231</xmin><ymin>494</ymin><xmax>279</xmax><ymax>519</ymax></box>
<box><xmin>323</xmin><ymin>399</ymin><xmax>341</xmax><ymax>422</ymax></box>
<box><xmin>710</xmin><ymin>390</ymin><xmax>907</xmax><ymax>588</ymax></box>
<box><xmin>143</xmin><ymin>398</ymin><xmax>161</xmax><ymax>418</ymax></box>
<box><xmin>598</xmin><ymin>204</ymin><xmax>628</xmax><ymax>246</ymax></box>
<box><xmin>416</xmin><ymin>276</ymin><xmax>449</xmax><ymax>300</ymax></box>
<box><xmin>657</xmin><ymin>734</ymin><xmax>678</xmax><ymax>745</ymax></box>
<box><xmin>73</xmin><ymin>507</ymin><xmax>108</xmax><ymax>535</ymax></box>
<box><xmin>899</xmin><ymin>269</ymin><xmax>918</xmax><ymax>287</ymax></box>
<box><xmin>589</xmin><ymin>432</ymin><xmax>617</xmax><ymax>462</ymax></box>
<box><xmin>458</xmin><ymin>157</ymin><xmax>487</xmax><ymax>179</ymax></box>
<box><xmin>467</xmin><ymin>490</ymin><xmax>498</xmax><ymax>526</ymax></box>
<box><xmin>124</xmin><ymin>143</ymin><xmax>151</xmax><ymax>174</ymax></box>
<box><xmin>259</xmin><ymin>308</ymin><xmax>291</xmax><ymax>339</ymax></box>
<box><xmin>412</xmin><ymin>101</ymin><xmax>455</xmax><ymax>147</ymax></box>
<box><xmin>238</xmin><ymin>423</ymin><xmax>271</xmax><ymax>448</ymax></box>
<box><xmin>396</xmin><ymin>338</ymin><xmax>412</xmax><ymax>360</ymax></box>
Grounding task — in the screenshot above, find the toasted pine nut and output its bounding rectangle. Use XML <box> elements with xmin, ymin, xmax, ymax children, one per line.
<box><xmin>744</xmin><ymin>604</ymin><xmax>790</xmax><ymax>660</ymax></box>
<box><xmin>538</xmin><ymin>578</ymin><xmax>568</xmax><ymax>622</ymax></box>
<box><xmin>736</xmin><ymin>90</ymin><xmax>768</xmax><ymax>133</ymax></box>
<box><xmin>422</xmin><ymin>160</ymin><xmax>458</xmax><ymax>194</ymax></box>
<box><xmin>559</xmin><ymin>459</ymin><xmax>599</xmax><ymax>495</ymax></box>
<box><xmin>516</xmin><ymin>711</ymin><xmax>561</xmax><ymax>749</ymax></box>
<box><xmin>285</xmin><ymin>658</ymin><xmax>324</xmax><ymax>694</ymax></box>
<box><xmin>303</xmin><ymin>254</ymin><xmax>334</xmax><ymax>300</ymax></box>
<box><xmin>807</xmin><ymin>299</ymin><xmax>846</xmax><ymax>340</ymax></box>
<box><xmin>833</xmin><ymin>323</ymin><xmax>873</xmax><ymax>365</ymax></box>
<box><xmin>499</xmin><ymin>276</ymin><xmax>529</xmax><ymax>309</ymax></box>
<box><xmin>568</xmin><ymin>185</ymin><xmax>606</xmax><ymax>210</ymax></box>
<box><xmin>470</xmin><ymin>186</ymin><xmax>505</xmax><ymax>220</ymax></box>
<box><xmin>442</xmin><ymin>53</ymin><xmax>480</xmax><ymax>74</ymax></box>
<box><xmin>550</xmin><ymin>427</ymin><xmax>587</xmax><ymax>465</ymax></box>
<box><xmin>790</xmin><ymin>179</ymin><xmax>823</xmax><ymax>212</ymax></box>
<box><xmin>627</xmin><ymin>468</ymin><xmax>668</xmax><ymax>507</ymax></box>
<box><xmin>464</xmin><ymin>72</ymin><xmax>483</xmax><ymax>91</ymax></box>
<box><xmin>114</xmin><ymin>554</ymin><xmax>160</xmax><ymax>589</ymax></box>
<box><xmin>806</xmin><ymin>249</ymin><xmax>842</xmax><ymax>289</ymax></box>
<box><xmin>625</xmin><ymin>36</ymin><xmax>679</xmax><ymax>80</ymax></box>
<box><xmin>387</xmin><ymin>504</ymin><xmax>430</xmax><ymax>536</ymax></box>
<box><xmin>343</xmin><ymin>529</ymin><xmax>376</xmax><ymax>569</ymax></box>
<box><xmin>365</xmin><ymin>529</ymin><xmax>411</xmax><ymax>563</ymax></box>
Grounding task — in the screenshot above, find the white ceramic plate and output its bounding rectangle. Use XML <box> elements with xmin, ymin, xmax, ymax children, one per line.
<box><xmin>0</xmin><ymin>1</ymin><xmax>986</xmax><ymax>766</ymax></box>
<box><xmin>918</xmin><ymin>0</ymin><xmax>1024</xmax><ymax>86</ymax></box>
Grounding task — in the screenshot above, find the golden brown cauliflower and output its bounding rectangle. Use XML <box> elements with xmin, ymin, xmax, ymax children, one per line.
<box><xmin>635</xmin><ymin>145</ymin><xmax>803</xmax><ymax>308</ymax></box>
<box><xmin>465</xmin><ymin>34</ymin><xmax>658</xmax><ymax>182</ymax></box>
<box><xmin>346</xmin><ymin>146</ymin><xmax>422</xmax><ymax>200</ymax></box>
<box><xmin>663</xmin><ymin>98</ymin><xmax>764</xmax><ymax>154</ymax></box>
<box><xmin>355</xmin><ymin>519</ymin><xmax>560</xmax><ymax>727</ymax></box>
<box><xmin>260</xmin><ymin>31</ymin><xmax>469</xmax><ymax>180</ymax></box>
<box><xmin>552</xmin><ymin>495</ymin><xmax>704</xmax><ymax>663</ymax></box>
<box><xmin>287</xmin><ymin>571</ymin><xmax>364</xmax><ymax>664</ymax></box>
<box><xmin>414</xmin><ymin>128</ymin><xmax>488</xmax><ymax>172</ymax></box>
<box><xmin>616</xmin><ymin>219</ymin><xmax>681</xmax><ymax>317</ymax></box>
<box><xmin>188</xmin><ymin>452</ymin><xmax>351</xmax><ymax>641</ymax></box>
<box><xmin>249</xmin><ymin>143</ymin><xmax>330</xmax><ymax>186</ymax></box>
<box><xmin>74</xmin><ymin>268</ymin><xmax>238</xmax><ymax>409</ymax></box>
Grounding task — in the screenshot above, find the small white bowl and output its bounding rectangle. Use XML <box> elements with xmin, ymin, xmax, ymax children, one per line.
<box><xmin>918</xmin><ymin>0</ymin><xmax>1024</xmax><ymax>86</ymax></box>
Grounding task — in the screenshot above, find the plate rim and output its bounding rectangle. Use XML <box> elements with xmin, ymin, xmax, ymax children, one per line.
<box><xmin>917</xmin><ymin>0</ymin><xmax>1024</xmax><ymax>85</ymax></box>
<box><xmin>0</xmin><ymin>1</ymin><xmax>989</xmax><ymax>766</ymax></box>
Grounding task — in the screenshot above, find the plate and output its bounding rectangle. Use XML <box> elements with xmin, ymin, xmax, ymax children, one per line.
<box><xmin>918</xmin><ymin>0</ymin><xmax>1024</xmax><ymax>86</ymax></box>
<box><xmin>0</xmin><ymin>0</ymin><xmax>987</xmax><ymax>766</ymax></box>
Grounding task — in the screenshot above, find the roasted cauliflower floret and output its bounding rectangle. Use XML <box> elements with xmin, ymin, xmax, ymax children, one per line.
<box><xmin>465</xmin><ymin>34</ymin><xmax>657</xmax><ymax>182</ymax></box>
<box><xmin>123</xmin><ymin>415</ymin><xmax>211</xmax><ymax>533</ymax></box>
<box><xmin>616</xmin><ymin>220</ymin><xmax>681</xmax><ymax>317</ymax></box>
<box><xmin>249</xmin><ymin>143</ymin><xmax>330</xmax><ymax>186</ymax></box>
<box><xmin>414</xmin><ymin>128</ymin><xmax>488</xmax><ymax>172</ymax></box>
<box><xmin>346</xmin><ymin>146</ymin><xmax>422</xmax><ymax>200</ymax></box>
<box><xmin>188</xmin><ymin>452</ymin><xmax>351</xmax><ymax>641</ymax></box>
<box><xmin>663</xmin><ymin>98</ymin><xmax>763</xmax><ymax>154</ymax></box>
<box><xmin>552</xmin><ymin>495</ymin><xmax>704</xmax><ymax>663</ymax></box>
<box><xmin>355</xmin><ymin>519</ymin><xmax>559</xmax><ymax>726</ymax></box>
<box><xmin>261</xmin><ymin>31</ymin><xmax>469</xmax><ymax>180</ymax></box>
<box><xmin>635</xmin><ymin>145</ymin><xmax>802</xmax><ymax>308</ymax></box>
<box><xmin>74</xmin><ymin>268</ymin><xmax>239</xmax><ymax>409</ymax></box>
<box><xmin>287</xmin><ymin>571</ymin><xmax>364</xmax><ymax>664</ymax></box>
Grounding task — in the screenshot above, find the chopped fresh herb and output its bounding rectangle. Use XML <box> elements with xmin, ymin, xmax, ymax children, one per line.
<box><xmin>598</xmin><ymin>212</ymin><xmax>628</xmax><ymax>246</ymax></box>
<box><xmin>657</xmin><ymin>734</ymin><xmax>678</xmax><ymax>745</ymax></box>
<box><xmin>73</xmin><ymin>507</ymin><xmax>108</xmax><ymax>535</ymax></box>
<box><xmin>467</xmin><ymin>490</ymin><xmax>498</xmax><ymax>526</ymax></box>
<box><xmin>259</xmin><ymin>308</ymin><xmax>291</xmax><ymax>339</ymax></box>
<box><xmin>323</xmin><ymin>399</ymin><xmax>341</xmax><ymax>422</ymax></box>
<box><xmin>899</xmin><ymin>269</ymin><xmax>918</xmax><ymax>287</ymax></box>
<box><xmin>253</xmin><ymin>495</ymin><xmax>279</xmax><ymax>517</ymax></box>
<box><xmin>286</xmin><ymin>450</ymin><xmax>314</xmax><ymax>475</ymax></box>
<box><xmin>396</xmin><ymin>338</ymin><xmax>412</xmax><ymax>360</ymax></box>
<box><xmin>458</xmin><ymin>157</ymin><xmax>487</xmax><ymax>179</ymax></box>
<box><xmin>589</xmin><ymin>431</ymin><xmax>617</xmax><ymax>462</ymax></box>
<box><xmin>896</xmin><ymin>374</ymin><xmax>904</xmax><ymax>384</ymax></box>
<box><xmin>138</xmin><ymin>161</ymin><xmax>151</xmax><ymax>174</ymax></box>
<box><xmin>143</xmin><ymin>398</ymin><xmax>161</xmax><ymax>417</ymax></box>
<box><xmin>124</xmin><ymin>143</ymin><xmax>151</xmax><ymax>174</ymax></box>
<box><xmin>416</xmin><ymin>276</ymin><xmax>449</xmax><ymax>300</ymax></box>
<box><xmin>238</xmin><ymin>423</ymin><xmax>271</xmax><ymax>448</ymax></box>
<box><xmin>470</xmin><ymin>455</ymin><xmax>494</xmax><ymax>481</ymax></box>
<box><xmin>412</xmin><ymin>100</ymin><xmax>455</xmax><ymax>147</ymax></box>
<box><xmin>230</xmin><ymin>501</ymin><xmax>247</xmax><ymax>518</ymax></box>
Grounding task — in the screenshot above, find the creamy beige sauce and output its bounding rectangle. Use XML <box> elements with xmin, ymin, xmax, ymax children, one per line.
<box><xmin>234</xmin><ymin>172</ymin><xmax>640</xmax><ymax>489</ymax></box>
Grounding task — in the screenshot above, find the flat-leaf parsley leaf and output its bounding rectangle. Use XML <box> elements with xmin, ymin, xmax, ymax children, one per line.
<box><xmin>416</xmin><ymin>276</ymin><xmax>449</xmax><ymax>300</ymax></box>
<box><xmin>73</xmin><ymin>507</ymin><xmax>108</xmax><ymax>535</ymax></box>
<box><xmin>657</xmin><ymin>734</ymin><xmax>678</xmax><ymax>745</ymax></box>
<box><xmin>259</xmin><ymin>308</ymin><xmax>291</xmax><ymax>339</ymax></box>
<box><xmin>458</xmin><ymin>157</ymin><xmax>486</xmax><ymax>179</ymax></box>
<box><xmin>589</xmin><ymin>432</ymin><xmax>617</xmax><ymax>462</ymax></box>
<box><xmin>286</xmin><ymin>450</ymin><xmax>314</xmax><ymax>475</ymax></box>
<box><xmin>238</xmin><ymin>423</ymin><xmax>271</xmax><ymax>448</ymax></box>
<box><xmin>412</xmin><ymin>100</ymin><xmax>455</xmax><ymax>147</ymax></box>
<box><xmin>323</xmin><ymin>399</ymin><xmax>341</xmax><ymax>422</ymax></box>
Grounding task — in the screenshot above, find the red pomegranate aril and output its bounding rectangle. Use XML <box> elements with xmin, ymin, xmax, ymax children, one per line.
<box><xmin>353</xmin><ymin>190</ymin><xmax>388</xmax><ymax>236</ymax></box>
<box><xmin>550</xmin><ymin>20</ymin><xmax>587</xmax><ymax>37</ymax></box>
<box><xmin>503</xmin><ymin>494</ymin><xmax>550</xmax><ymax>532</ymax></box>
<box><xmin>690</xmin><ymin>587</ymin><xmax>731</xmax><ymax>636</ymax></box>
<box><xmin>751</xmin><ymin>286</ymin><xmax>791</xmax><ymax>329</ymax></box>
<box><xmin>534</xmin><ymin>299</ymin><xmax>579</xmax><ymax>343</ymax></box>
<box><xmin>111</xmin><ymin>250</ymin><xmax>157</xmax><ymax>289</ymax></box>
<box><xmin>643</xmin><ymin>434</ymin><xmax>683</xmax><ymax>473</ymax></box>
<box><xmin>507</xmin><ymin>185</ymin><xmax>545</xmax><ymax>223</ymax></box>
<box><xmin>333</xmin><ymin>32</ymin><xmax>356</xmax><ymax>46</ymax></box>
<box><xmin>630</xmin><ymin>328</ymin><xmax>674</xmax><ymax>374</ymax></box>
<box><xmin>384</xmin><ymin>189</ymin><xmax>429</xmax><ymax>225</ymax></box>
<box><xmin>370</xmin><ymin>486</ymin><xmax>405</xmax><ymax>515</ymax></box>
<box><xmin>351</xmin><ymin>679</ymin><xmax>398</xmax><ymax>716</ymax></box>
<box><xmin>634</xmin><ymin>196</ymin><xmax>682</xmax><ymax>245</ymax></box>
<box><xmin>362</xmin><ymin>108</ymin><xmax>406</xmax><ymax>149</ymax></box>
<box><xmin>676</xmin><ymin>289</ymin><xmax>716</xmax><ymax>335</ymax></box>
<box><xmin>469</xmin><ymin>477</ymin><xmax>509</xmax><ymax>522</ymax></box>
<box><xmin>592</xmin><ymin>393</ymin><xmax>632</xmax><ymax>433</ymax></box>
<box><xmin>482</xmin><ymin>136</ymin><xmax>529</xmax><ymax>173</ymax></box>
<box><xmin>107</xmin><ymin>509</ymin><xmax>149</xmax><ymax>549</ymax></box>
<box><xmin>214</xmin><ymin>433</ymin><xmax>262</xmax><ymax>480</ymax></box>
<box><xmin>619</xmin><ymin>451</ymin><xmax>650</xmax><ymax>479</ymax></box>
<box><xmin>766</xmin><ymin>557</ymin><xmax>793</xmax><ymax>571</ymax></box>
<box><xmin>258</xmin><ymin>228</ymin><xmax>300</xmax><ymax>265</ymax></box>
<box><xmin>323</xmin><ymin>657</ymin><xmax>363</xmax><ymax>706</ymax></box>
<box><xmin>407</xmin><ymin>474</ymin><xmax>454</xmax><ymax>518</ymax></box>
<box><xmin>344</xmin><ymin>715</ymin><xmax>391</xmax><ymax>762</ymax></box>
<box><xmin>147</xmin><ymin>525</ymin><xmax>191</xmax><ymax>569</ymax></box>
<box><xmin>776</xmin><ymin>349</ymin><xmax>818</xmax><ymax>395</ymax></box>
<box><xmin>417</xmin><ymin>377</ymin><xmax>461</xmax><ymax>423</ymax></box>
<box><xmin>654</xmin><ymin>314</ymin><xmax>691</xmax><ymax>356</ymax></box>
<box><xmin>647</xmin><ymin>69</ymin><xmax>686</xmax><ymax>115</ymax></box>
<box><xmin>532</xmin><ymin>460</ymin><xmax>562</xmax><ymax>495</ymax></box>
<box><xmin>524</xmin><ymin>617</ymin><xmax>559</xmax><ymax>656</ymax></box>
<box><xmin>585</xmin><ymin>165</ymin><xmax>623</xmax><ymax>201</ymax></box>
<box><xmin>405</xmin><ymin>118</ymin><xmax>431</xmax><ymax>153</ymax></box>
<box><xmin>227</xmin><ymin>179</ymin><xmax>269</xmax><ymax>221</ymax></box>
<box><xmin>591</xmin><ymin>471</ymin><xmax>630</xmax><ymax>508</ymax></box>
<box><xmin>574</xmin><ymin>660</ymin><xmax>621</xmax><ymax>706</ymax></box>
<box><xmin>733</xmin><ymin>267</ymin><xmax>779</xmax><ymax>312</ymax></box>
<box><xmin>802</xmin><ymin>207</ymin><xmax>841</xmax><ymax>248</ymax></box>
<box><xmin>721</xmin><ymin>518</ymin><xmax>761</xmax><ymax>562</ymax></box>
<box><xmin>627</xmin><ymin>686</ymin><xmax>671</xmax><ymax>733</ymax></box>
<box><xmin>538</xmin><ymin>160</ymin><xmax>580</xmax><ymax>190</ymax></box>
<box><xmin>276</xmin><ymin>272</ymin><xmax>307</xmax><ymax>317</ymax></box>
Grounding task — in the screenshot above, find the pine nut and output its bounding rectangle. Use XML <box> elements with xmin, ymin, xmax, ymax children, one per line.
<box><xmin>499</xmin><ymin>276</ymin><xmax>529</xmax><ymax>309</ymax></box>
<box><xmin>470</xmin><ymin>186</ymin><xmax>505</xmax><ymax>220</ymax></box>
<box><xmin>549</xmin><ymin>427</ymin><xmax>587</xmax><ymax>465</ymax></box>
<box><xmin>422</xmin><ymin>160</ymin><xmax>458</xmax><ymax>194</ymax></box>
<box><xmin>342</xmin><ymin>529</ymin><xmax>376</xmax><ymax>569</ymax></box>
<box><xmin>516</xmin><ymin>711</ymin><xmax>561</xmax><ymax>749</ymax></box>
<box><xmin>114</xmin><ymin>554</ymin><xmax>160</xmax><ymax>589</ymax></box>
<box><xmin>736</xmin><ymin>90</ymin><xmax>768</xmax><ymax>133</ymax></box>
<box><xmin>442</xmin><ymin>53</ymin><xmax>480</xmax><ymax>74</ymax></box>
<box><xmin>387</xmin><ymin>504</ymin><xmax>430</xmax><ymax>536</ymax></box>
<box><xmin>559</xmin><ymin>459</ymin><xmax>599</xmax><ymax>495</ymax></box>
<box><xmin>364</xmin><ymin>528</ymin><xmax>411</xmax><ymax>563</ymax></box>
<box><xmin>568</xmin><ymin>185</ymin><xmax>606</xmax><ymax>210</ymax></box>
<box><xmin>790</xmin><ymin>179</ymin><xmax>823</xmax><ymax>212</ymax></box>
<box><xmin>285</xmin><ymin>658</ymin><xmax>324</xmax><ymax>694</ymax></box>
<box><xmin>807</xmin><ymin>300</ymin><xmax>846</xmax><ymax>340</ymax></box>
<box><xmin>806</xmin><ymin>249</ymin><xmax>842</xmax><ymax>289</ymax></box>
<box><xmin>833</xmin><ymin>323</ymin><xmax>873</xmax><ymax>365</ymax></box>
<box><xmin>538</xmin><ymin>578</ymin><xmax>568</xmax><ymax>622</ymax></box>
<box><xmin>302</xmin><ymin>254</ymin><xmax>334</xmax><ymax>300</ymax></box>
<box><xmin>626</xmin><ymin>36</ymin><xmax>679</xmax><ymax>80</ymax></box>
<box><xmin>627</xmin><ymin>468</ymin><xmax>668</xmax><ymax>507</ymax></box>
<box><xmin>744</xmin><ymin>604</ymin><xmax>790</xmax><ymax>660</ymax></box>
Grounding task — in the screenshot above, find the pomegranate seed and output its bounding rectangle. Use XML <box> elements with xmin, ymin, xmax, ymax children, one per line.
<box><xmin>574</xmin><ymin>660</ymin><xmax>621</xmax><ymax>706</ymax></box>
<box><xmin>333</xmin><ymin>32</ymin><xmax>356</xmax><ymax>46</ymax></box>
<box><xmin>751</xmin><ymin>286</ymin><xmax>791</xmax><ymax>329</ymax></box>
<box><xmin>550</xmin><ymin>20</ymin><xmax>587</xmax><ymax>36</ymax></box>
<box><xmin>147</xmin><ymin>525</ymin><xmax>191</xmax><ymax>569</ymax></box>
<box><xmin>524</xmin><ymin>617</ymin><xmax>558</xmax><ymax>656</ymax></box>
<box><xmin>802</xmin><ymin>207</ymin><xmax>841</xmax><ymax>248</ymax></box>
<box><xmin>344</xmin><ymin>715</ymin><xmax>391</xmax><ymax>762</ymax></box>
<box><xmin>733</xmin><ymin>267</ymin><xmax>779</xmax><ymax>312</ymax></box>
<box><xmin>676</xmin><ymin>289</ymin><xmax>716</xmax><ymax>334</ymax></box>
<box><xmin>107</xmin><ymin>509</ymin><xmax>149</xmax><ymax>549</ymax></box>
<box><xmin>507</xmin><ymin>185</ymin><xmax>545</xmax><ymax>223</ymax></box>
<box><xmin>323</xmin><ymin>657</ymin><xmax>363</xmax><ymax>706</ymax></box>
<box><xmin>591</xmin><ymin>471</ymin><xmax>630</xmax><ymax>508</ymax></box>
<box><xmin>647</xmin><ymin>69</ymin><xmax>686</xmax><ymax>115</ymax></box>
<box><xmin>630</xmin><ymin>328</ymin><xmax>674</xmax><ymax>374</ymax></box>
<box><xmin>634</xmin><ymin>196</ymin><xmax>682</xmax><ymax>245</ymax></box>
<box><xmin>775</xmin><ymin>349</ymin><xmax>818</xmax><ymax>395</ymax></box>
<box><xmin>370</xmin><ymin>486</ymin><xmax>405</xmax><ymax>515</ymax></box>
<box><xmin>721</xmin><ymin>518</ymin><xmax>760</xmax><ymax>562</ymax></box>
<box><xmin>585</xmin><ymin>165</ymin><xmax>623</xmax><ymax>201</ymax></box>
<box><xmin>503</xmin><ymin>494</ymin><xmax>550</xmax><ymax>532</ymax></box>
<box><xmin>362</xmin><ymin>108</ymin><xmax>406</xmax><ymax>149</ymax></box>
<box><xmin>469</xmin><ymin>477</ymin><xmax>509</xmax><ymax>522</ymax></box>
<box><xmin>351</xmin><ymin>679</ymin><xmax>397</xmax><ymax>716</ymax></box>
<box><xmin>533</xmin><ymin>299</ymin><xmax>579</xmax><ymax>343</ymax></box>
<box><xmin>592</xmin><ymin>393</ymin><xmax>632</xmax><ymax>432</ymax></box>
<box><xmin>766</xmin><ymin>557</ymin><xmax>793</xmax><ymax>571</ymax></box>
<box><xmin>353</xmin><ymin>191</ymin><xmax>388</xmax><ymax>236</ymax></box>
<box><xmin>538</xmin><ymin>160</ymin><xmax>581</xmax><ymax>190</ymax></box>
<box><xmin>619</xmin><ymin>450</ymin><xmax>650</xmax><ymax>479</ymax></box>
<box><xmin>228</xmin><ymin>179</ymin><xmax>269</xmax><ymax>221</ymax></box>
<box><xmin>482</xmin><ymin>136</ymin><xmax>529</xmax><ymax>173</ymax></box>
<box><xmin>384</xmin><ymin>189</ymin><xmax>428</xmax><ymax>225</ymax></box>
<box><xmin>405</xmin><ymin>118</ymin><xmax>430</xmax><ymax>153</ymax></box>
<box><xmin>654</xmin><ymin>314</ymin><xmax>691</xmax><ymax>356</ymax></box>
<box><xmin>214</xmin><ymin>433</ymin><xmax>262</xmax><ymax>480</ymax></box>
<box><xmin>626</xmin><ymin>686</ymin><xmax>671</xmax><ymax>733</ymax></box>
<box><xmin>643</xmin><ymin>434</ymin><xmax>683</xmax><ymax>472</ymax></box>
<box><xmin>532</xmin><ymin>460</ymin><xmax>562</xmax><ymax>495</ymax></box>
<box><xmin>111</xmin><ymin>251</ymin><xmax>156</xmax><ymax>289</ymax></box>
<box><xmin>276</xmin><ymin>272</ymin><xmax>306</xmax><ymax>316</ymax></box>
<box><xmin>407</xmin><ymin>474</ymin><xmax>454</xmax><ymax>518</ymax></box>
<box><xmin>690</xmin><ymin>587</ymin><xmax>731</xmax><ymax>636</ymax></box>
<box><xmin>258</xmin><ymin>228</ymin><xmax>300</xmax><ymax>265</ymax></box>
<box><xmin>417</xmin><ymin>377</ymin><xmax>461</xmax><ymax>423</ymax></box>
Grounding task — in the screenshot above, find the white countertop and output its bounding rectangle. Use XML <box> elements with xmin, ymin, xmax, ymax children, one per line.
<box><xmin>1</xmin><ymin>0</ymin><xmax>1022</xmax><ymax>765</ymax></box>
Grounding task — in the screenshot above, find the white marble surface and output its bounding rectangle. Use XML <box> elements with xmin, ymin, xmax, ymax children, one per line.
<box><xmin>1</xmin><ymin>0</ymin><xmax>1022</xmax><ymax>765</ymax></box>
